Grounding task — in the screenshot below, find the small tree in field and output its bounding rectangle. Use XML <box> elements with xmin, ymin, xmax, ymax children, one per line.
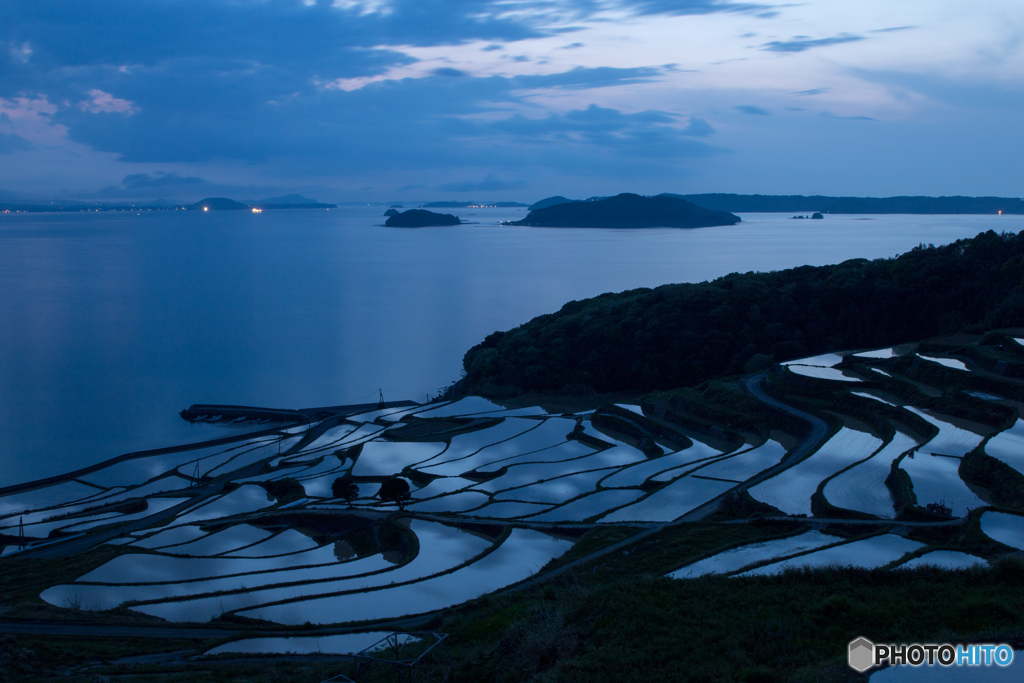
<box><xmin>378</xmin><ymin>477</ymin><xmax>411</xmax><ymax>510</ymax></box>
<box><xmin>332</xmin><ymin>475</ymin><xmax>359</xmax><ymax>507</ymax></box>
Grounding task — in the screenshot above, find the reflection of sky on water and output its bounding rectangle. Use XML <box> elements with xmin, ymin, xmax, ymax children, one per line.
<box><xmin>669</xmin><ymin>530</ymin><xmax>839</xmax><ymax>578</ymax></box>
<box><xmin>206</xmin><ymin>631</ymin><xmax>399</xmax><ymax>656</ymax></box>
<box><xmin>740</xmin><ymin>534</ymin><xmax>925</xmax><ymax>575</ymax></box>
<box><xmin>980</xmin><ymin>511</ymin><xmax>1024</xmax><ymax>551</ymax></box>
<box><xmin>2</xmin><ymin>209</ymin><xmax>1020</xmax><ymax>486</ymax></box>
<box><xmin>134</xmin><ymin>519</ymin><xmax>493</xmax><ymax>622</ymax></box>
<box><xmin>237</xmin><ymin>528</ymin><xmax>571</xmax><ymax>625</ymax></box>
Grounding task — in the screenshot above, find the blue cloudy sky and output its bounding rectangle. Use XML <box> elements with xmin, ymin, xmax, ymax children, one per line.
<box><xmin>0</xmin><ymin>0</ymin><xmax>1021</xmax><ymax>202</ymax></box>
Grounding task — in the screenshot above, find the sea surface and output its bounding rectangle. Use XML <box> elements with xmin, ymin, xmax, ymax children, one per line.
<box><xmin>1</xmin><ymin>206</ymin><xmax>1021</xmax><ymax>486</ymax></box>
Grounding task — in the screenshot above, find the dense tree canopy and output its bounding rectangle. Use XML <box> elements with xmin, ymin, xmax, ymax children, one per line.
<box><xmin>511</xmin><ymin>193</ymin><xmax>740</xmax><ymax>229</ymax></box>
<box><xmin>458</xmin><ymin>230</ymin><xmax>1024</xmax><ymax>397</ymax></box>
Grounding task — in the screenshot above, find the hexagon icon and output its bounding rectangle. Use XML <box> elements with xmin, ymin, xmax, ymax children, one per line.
<box><xmin>848</xmin><ymin>637</ymin><xmax>875</xmax><ymax>672</ymax></box>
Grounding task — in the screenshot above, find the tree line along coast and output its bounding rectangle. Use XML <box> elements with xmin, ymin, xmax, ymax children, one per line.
<box><xmin>451</xmin><ymin>229</ymin><xmax>1024</xmax><ymax>400</ymax></box>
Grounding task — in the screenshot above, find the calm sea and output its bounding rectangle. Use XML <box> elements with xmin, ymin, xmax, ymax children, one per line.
<box><xmin>1</xmin><ymin>206</ymin><xmax>1020</xmax><ymax>486</ymax></box>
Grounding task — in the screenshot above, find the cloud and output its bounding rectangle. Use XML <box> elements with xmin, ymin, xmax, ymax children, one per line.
<box><xmin>822</xmin><ymin>112</ymin><xmax>876</xmax><ymax>121</ymax></box>
<box><xmin>121</xmin><ymin>172</ymin><xmax>205</xmax><ymax>189</ymax></box>
<box><xmin>79</xmin><ymin>89</ymin><xmax>137</xmax><ymax>114</ymax></box>
<box><xmin>511</xmin><ymin>66</ymin><xmax>663</xmax><ymax>90</ymax></box>
<box><xmin>8</xmin><ymin>42</ymin><xmax>32</xmax><ymax>64</ymax></box>
<box><xmin>0</xmin><ymin>131</ymin><xmax>33</xmax><ymax>154</ymax></box>
<box><xmin>681</xmin><ymin>117</ymin><xmax>714</xmax><ymax>136</ymax></box>
<box><xmin>735</xmin><ymin>104</ymin><xmax>769</xmax><ymax>115</ymax></box>
<box><xmin>439</xmin><ymin>174</ymin><xmax>528</xmax><ymax>192</ymax></box>
<box><xmin>1</xmin><ymin>0</ymin><xmax>1019</xmax><ymax>200</ymax></box>
<box><xmin>762</xmin><ymin>34</ymin><xmax>865</xmax><ymax>53</ymax></box>
<box><xmin>619</xmin><ymin>1</ymin><xmax>774</xmax><ymax>17</ymax></box>
<box><xmin>432</xmin><ymin>67</ymin><xmax>467</xmax><ymax>77</ymax></box>
<box><xmin>452</xmin><ymin>104</ymin><xmax>720</xmax><ymax>161</ymax></box>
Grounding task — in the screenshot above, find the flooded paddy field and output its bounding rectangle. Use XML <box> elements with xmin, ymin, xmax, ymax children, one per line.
<box><xmin>0</xmin><ymin>327</ymin><xmax>1023</xmax><ymax>683</ymax></box>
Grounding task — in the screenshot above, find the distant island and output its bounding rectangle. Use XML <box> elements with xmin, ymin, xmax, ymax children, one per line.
<box><xmin>188</xmin><ymin>196</ymin><xmax>338</xmax><ymax>211</ymax></box>
<box><xmin>179</xmin><ymin>196</ymin><xmax>340</xmax><ymax>211</ymax></box>
<box><xmin>424</xmin><ymin>201</ymin><xmax>528</xmax><ymax>208</ymax></box>
<box><xmin>671</xmin><ymin>193</ymin><xmax>1024</xmax><ymax>215</ymax></box>
<box><xmin>510</xmin><ymin>193</ymin><xmax>740</xmax><ymax>229</ymax></box>
<box><xmin>244</xmin><ymin>194</ymin><xmax>320</xmax><ymax>205</ymax></box>
<box><xmin>385</xmin><ymin>209</ymin><xmax>461</xmax><ymax>227</ymax></box>
<box><xmin>384</xmin><ymin>208</ymin><xmax>399</xmax><ymax>216</ymax></box>
<box><xmin>528</xmin><ymin>196</ymin><xmax>574</xmax><ymax>210</ymax></box>
<box><xmin>527</xmin><ymin>194</ymin><xmax>1023</xmax><ymax>215</ymax></box>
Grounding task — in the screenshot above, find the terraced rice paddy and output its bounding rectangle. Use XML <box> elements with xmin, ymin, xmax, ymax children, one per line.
<box><xmin>738</xmin><ymin>534</ymin><xmax>925</xmax><ymax>575</ymax></box>
<box><xmin>984</xmin><ymin>419</ymin><xmax>1024</xmax><ymax>476</ymax></box>
<box><xmin>206</xmin><ymin>631</ymin><xmax>400</xmax><ymax>656</ymax></box>
<box><xmin>601</xmin><ymin>439</ymin><xmax>725</xmax><ymax>488</ymax></box>
<box><xmin>749</xmin><ymin>428</ymin><xmax>883</xmax><ymax>516</ymax></box>
<box><xmin>907</xmin><ymin>408</ymin><xmax>987</xmax><ymax>458</ymax></box>
<box><xmin>979</xmin><ymin>511</ymin><xmax>1024</xmax><ymax>550</ymax></box>
<box><xmin>823</xmin><ymin>431</ymin><xmax>919</xmax><ymax>518</ymax></box>
<box><xmin>600</xmin><ymin>476</ymin><xmax>734</xmax><ymax>522</ymax></box>
<box><xmin>782</xmin><ymin>353</ymin><xmax>845</xmax><ymax>367</ymax></box>
<box><xmin>667</xmin><ymin>531</ymin><xmax>840</xmax><ymax>578</ymax></box>
<box><xmin>692</xmin><ymin>440</ymin><xmax>786</xmax><ymax>483</ymax></box>
<box><xmin>854</xmin><ymin>347</ymin><xmax>898</xmax><ymax>359</ymax></box>
<box><xmin>785</xmin><ymin>365</ymin><xmax>862</xmax><ymax>382</ymax></box>
<box><xmin>917</xmin><ymin>355</ymin><xmax>969</xmax><ymax>371</ymax></box>
<box><xmin>235</xmin><ymin>528</ymin><xmax>571</xmax><ymax>625</ymax></box>
<box><xmin>899</xmin><ymin>452</ymin><xmax>985</xmax><ymax>516</ymax></box>
<box><xmin>896</xmin><ymin>550</ymin><xmax>987</xmax><ymax>570</ymax></box>
<box><xmin>7</xmin><ymin>338</ymin><xmax>1021</xmax><ymax>630</ymax></box>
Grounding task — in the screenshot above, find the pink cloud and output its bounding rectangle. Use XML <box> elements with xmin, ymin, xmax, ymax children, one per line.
<box><xmin>79</xmin><ymin>89</ymin><xmax>137</xmax><ymax>115</ymax></box>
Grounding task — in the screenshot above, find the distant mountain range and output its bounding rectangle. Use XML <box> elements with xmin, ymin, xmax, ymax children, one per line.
<box><xmin>529</xmin><ymin>194</ymin><xmax>1023</xmax><ymax>214</ymax></box>
<box><xmin>0</xmin><ymin>195</ymin><xmax>336</xmax><ymax>213</ymax></box>
<box><xmin>243</xmin><ymin>194</ymin><xmax>320</xmax><ymax>205</ymax></box>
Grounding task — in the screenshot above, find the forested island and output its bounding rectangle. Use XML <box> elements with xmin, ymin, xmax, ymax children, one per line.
<box><xmin>190</xmin><ymin>196</ymin><xmax>337</xmax><ymax>211</ymax></box>
<box><xmin>676</xmin><ymin>193</ymin><xmax>1023</xmax><ymax>214</ymax></box>
<box><xmin>385</xmin><ymin>209</ymin><xmax>461</xmax><ymax>227</ymax></box>
<box><xmin>455</xmin><ymin>229</ymin><xmax>1024</xmax><ymax>398</ymax></box>
<box><xmin>510</xmin><ymin>193</ymin><xmax>741</xmax><ymax>229</ymax></box>
<box><xmin>527</xmin><ymin>194</ymin><xmax>1023</xmax><ymax>214</ymax></box>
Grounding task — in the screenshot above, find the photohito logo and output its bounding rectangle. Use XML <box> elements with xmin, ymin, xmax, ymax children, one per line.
<box><xmin>848</xmin><ymin>638</ymin><xmax>1014</xmax><ymax>672</ymax></box>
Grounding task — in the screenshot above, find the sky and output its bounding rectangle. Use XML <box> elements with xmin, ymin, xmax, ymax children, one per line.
<box><xmin>0</xmin><ymin>0</ymin><xmax>1021</xmax><ymax>203</ymax></box>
